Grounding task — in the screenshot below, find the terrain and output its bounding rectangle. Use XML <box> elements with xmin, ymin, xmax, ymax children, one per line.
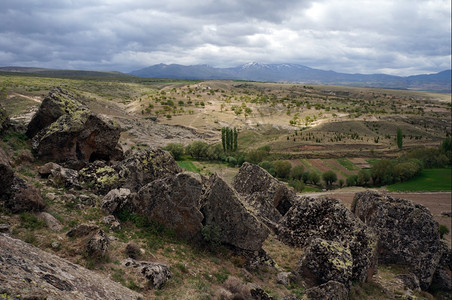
<box><xmin>0</xmin><ymin>71</ymin><xmax>451</xmax><ymax>299</ymax></box>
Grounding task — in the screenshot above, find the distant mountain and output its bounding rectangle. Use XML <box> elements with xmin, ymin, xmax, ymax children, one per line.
<box><xmin>130</xmin><ymin>63</ymin><xmax>451</xmax><ymax>93</ymax></box>
<box><xmin>0</xmin><ymin>66</ymin><xmax>130</xmax><ymax>78</ymax></box>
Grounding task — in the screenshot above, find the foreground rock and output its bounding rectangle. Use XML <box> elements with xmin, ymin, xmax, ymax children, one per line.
<box><xmin>201</xmin><ymin>174</ymin><xmax>270</xmax><ymax>251</ymax></box>
<box><xmin>277</xmin><ymin>197</ymin><xmax>377</xmax><ymax>284</ymax></box>
<box><xmin>0</xmin><ymin>147</ymin><xmax>14</xmax><ymax>195</ymax></box>
<box><xmin>5</xmin><ymin>177</ymin><xmax>46</xmax><ymax>213</ymax></box>
<box><xmin>0</xmin><ymin>233</ymin><xmax>142</xmax><ymax>299</ymax></box>
<box><xmin>233</xmin><ymin>163</ymin><xmax>298</xmax><ymax>229</ymax></box>
<box><xmin>26</xmin><ymin>87</ymin><xmax>121</xmax><ymax>168</ymax></box>
<box><xmin>352</xmin><ymin>191</ymin><xmax>444</xmax><ymax>290</ymax></box>
<box><xmin>132</xmin><ymin>172</ymin><xmax>204</xmax><ymax>241</ymax></box>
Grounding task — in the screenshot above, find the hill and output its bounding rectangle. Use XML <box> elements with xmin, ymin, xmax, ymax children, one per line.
<box><xmin>0</xmin><ymin>66</ymin><xmax>131</xmax><ymax>78</ymax></box>
<box><xmin>131</xmin><ymin>63</ymin><xmax>452</xmax><ymax>93</ymax></box>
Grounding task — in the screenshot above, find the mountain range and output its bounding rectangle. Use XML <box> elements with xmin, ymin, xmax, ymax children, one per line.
<box><xmin>131</xmin><ymin>62</ymin><xmax>451</xmax><ymax>93</ymax></box>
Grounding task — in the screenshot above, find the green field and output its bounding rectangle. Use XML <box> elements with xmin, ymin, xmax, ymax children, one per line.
<box><xmin>177</xmin><ymin>161</ymin><xmax>200</xmax><ymax>173</ymax></box>
<box><xmin>387</xmin><ymin>168</ymin><xmax>452</xmax><ymax>192</ymax></box>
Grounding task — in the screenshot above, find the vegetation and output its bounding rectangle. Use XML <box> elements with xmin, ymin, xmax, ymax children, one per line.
<box><xmin>386</xmin><ymin>168</ymin><xmax>452</xmax><ymax>192</ymax></box>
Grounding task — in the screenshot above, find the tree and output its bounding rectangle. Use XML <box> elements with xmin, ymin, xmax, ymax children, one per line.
<box><xmin>309</xmin><ymin>172</ymin><xmax>320</xmax><ymax>185</ymax></box>
<box><xmin>233</xmin><ymin>127</ymin><xmax>238</xmax><ymax>151</ymax></box>
<box><xmin>322</xmin><ymin>170</ymin><xmax>337</xmax><ymax>186</ymax></box>
<box><xmin>185</xmin><ymin>141</ymin><xmax>208</xmax><ymax>159</ymax></box>
<box><xmin>163</xmin><ymin>143</ymin><xmax>184</xmax><ymax>160</ymax></box>
<box><xmin>371</xmin><ymin>159</ymin><xmax>394</xmax><ymax>185</ymax></box>
<box><xmin>396</xmin><ymin>127</ymin><xmax>403</xmax><ymax>149</ymax></box>
<box><xmin>302</xmin><ymin>171</ymin><xmax>310</xmax><ymax>183</ymax></box>
<box><xmin>246</xmin><ymin>149</ymin><xmax>267</xmax><ymax>164</ymax></box>
<box><xmin>221</xmin><ymin>127</ymin><xmax>226</xmax><ymax>151</ymax></box>
<box><xmin>290</xmin><ymin>165</ymin><xmax>305</xmax><ymax>180</ymax></box>
<box><xmin>346</xmin><ymin>175</ymin><xmax>357</xmax><ymax>186</ymax></box>
<box><xmin>356</xmin><ymin>169</ymin><xmax>370</xmax><ymax>186</ymax></box>
<box><xmin>273</xmin><ymin>160</ymin><xmax>292</xmax><ymax>178</ymax></box>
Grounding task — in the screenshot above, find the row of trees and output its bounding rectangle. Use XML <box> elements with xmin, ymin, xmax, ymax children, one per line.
<box><xmin>221</xmin><ymin>127</ymin><xmax>238</xmax><ymax>152</ymax></box>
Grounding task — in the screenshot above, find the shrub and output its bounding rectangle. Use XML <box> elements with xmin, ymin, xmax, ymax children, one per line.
<box><xmin>245</xmin><ymin>149</ymin><xmax>267</xmax><ymax>164</ymax></box>
<box><xmin>346</xmin><ymin>175</ymin><xmax>358</xmax><ymax>186</ymax></box>
<box><xmin>163</xmin><ymin>143</ymin><xmax>184</xmax><ymax>160</ymax></box>
<box><xmin>273</xmin><ymin>160</ymin><xmax>292</xmax><ymax>179</ymax></box>
<box><xmin>356</xmin><ymin>169</ymin><xmax>371</xmax><ymax>186</ymax></box>
<box><xmin>290</xmin><ymin>165</ymin><xmax>305</xmax><ymax>180</ymax></box>
<box><xmin>309</xmin><ymin>172</ymin><xmax>320</xmax><ymax>185</ymax></box>
<box><xmin>201</xmin><ymin>224</ymin><xmax>221</xmax><ymax>247</ymax></box>
<box><xmin>185</xmin><ymin>141</ymin><xmax>209</xmax><ymax>160</ymax></box>
<box><xmin>439</xmin><ymin>225</ymin><xmax>449</xmax><ymax>239</ymax></box>
<box><xmin>288</xmin><ymin>179</ymin><xmax>305</xmax><ymax>192</ymax></box>
<box><xmin>322</xmin><ymin>170</ymin><xmax>337</xmax><ymax>186</ymax></box>
<box><xmin>302</xmin><ymin>171</ymin><xmax>310</xmax><ymax>183</ymax></box>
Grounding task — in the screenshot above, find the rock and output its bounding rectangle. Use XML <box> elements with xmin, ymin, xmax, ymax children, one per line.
<box><xmin>101</xmin><ymin>214</ymin><xmax>116</xmax><ymax>224</ymax></box>
<box><xmin>12</xmin><ymin>149</ymin><xmax>35</xmax><ymax>165</ymax></box>
<box><xmin>125</xmin><ymin>242</ymin><xmax>142</xmax><ymax>259</ymax></box>
<box><xmin>293</xmin><ymin>238</ymin><xmax>353</xmax><ymax>288</ymax></box>
<box><xmin>0</xmin><ymin>147</ymin><xmax>14</xmax><ymax>195</ymax></box>
<box><xmin>305</xmin><ymin>280</ymin><xmax>349</xmax><ymax>300</ymax></box>
<box><xmin>131</xmin><ymin>172</ymin><xmax>204</xmax><ymax>241</ymax></box>
<box><xmin>38</xmin><ymin>162</ymin><xmax>61</xmax><ymax>177</ymax></box>
<box><xmin>440</xmin><ymin>211</ymin><xmax>451</xmax><ymax>217</ymax></box>
<box><xmin>277</xmin><ymin>197</ymin><xmax>377</xmax><ymax>283</ymax></box>
<box><xmin>5</xmin><ymin>177</ymin><xmax>46</xmax><ymax>213</ymax></box>
<box><xmin>100</xmin><ymin>188</ymin><xmax>132</xmax><ymax>214</ymax></box>
<box><xmin>279</xmin><ymin>295</ymin><xmax>299</xmax><ymax>300</ymax></box>
<box><xmin>352</xmin><ymin>191</ymin><xmax>444</xmax><ymax>290</ymax></box>
<box><xmin>122</xmin><ymin>258</ymin><xmax>172</xmax><ymax>289</ymax></box>
<box><xmin>110</xmin><ymin>221</ymin><xmax>121</xmax><ymax>231</ymax></box>
<box><xmin>49</xmin><ymin>165</ymin><xmax>81</xmax><ymax>189</ymax></box>
<box><xmin>78</xmin><ymin>194</ymin><xmax>95</xmax><ymax>206</ymax></box>
<box><xmin>431</xmin><ymin>242</ymin><xmax>452</xmax><ymax>291</ymax></box>
<box><xmin>66</xmin><ymin>224</ymin><xmax>99</xmax><ymax>238</ymax></box>
<box><xmin>396</xmin><ymin>274</ymin><xmax>421</xmax><ymax>291</ymax></box>
<box><xmin>200</xmin><ymin>174</ymin><xmax>270</xmax><ymax>251</ymax></box>
<box><xmin>235</xmin><ymin>248</ymin><xmax>275</xmax><ymax>271</ymax></box>
<box><xmin>0</xmin><ymin>233</ymin><xmax>142</xmax><ymax>299</ymax></box>
<box><xmin>86</xmin><ymin>230</ymin><xmax>109</xmax><ymax>258</ymax></box>
<box><xmin>114</xmin><ymin>147</ymin><xmax>181</xmax><ymax>192</ymax></box>
<box><xmin>0</xmin><ymin>104</ymin><xmax>10</xmax><ymax>134</ymax></box>
<box><xmin>232</xmin><ymin>163</ymin><xmax>298</xmax><ymax>228</ymax></box>
<box><xmin>79</xmin><ymin>161</ymin><xmax>121</xmax><ymax>194</ymax></box>
<box><xmin>276</xmin><ymin>272</ymin><xmax>292</xmax><ymax>286</ymax></box>
<box><xmin>249</xmin><ymin>285</ymin><xmax>274</xmax><ymax>300</ymax></box>
<box><xmin>0</xmin><ymin>223</ymin><xmax>10</xmax><ymax>233</ymax></box>
<box><xmin>37</xmin><ymin>212</ymin><xmax>63</xmax><ymax>232</ymax></box>
<box><xmin>28</xmin><ymin>87</ymin><xmax>121</xmax><ymax>168</ymax></box>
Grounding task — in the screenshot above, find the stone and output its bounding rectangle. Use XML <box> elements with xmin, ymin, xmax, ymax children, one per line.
<box><xmin>305</xmin><ymin>280</ymin><xmax>349</xmax><ymax>300</ymax></box>
<box><xmin>131</xmin><ymin>172</ymin><xmax>204</xmax><ymax>241</ymax></box>
<box><xmin>200</xmin><ymin>174</ymin><xmax>270</xmax><ymax>251</ymax></box>
<box><xmin>125</xmin><ymin>242</ymin><xmax>142</xmax><ymax>259</ymax></box>
<box><xmin>86</xmin><ymin>230</ymin><xmax>109</xmax><ymax>258</ymax></box>
<box><xmin>293</xmin><ymin>238</ymin><xmax>353</xmax><ymax>288</ymax></box>
<box><xmin>38</xmin><ymin>162</ymin><xmax>61</xmax><ymax>177</ymax></box>
<box><xmin>27</xmin><ymin>87</ymin><xmax>121</xmax><ymax>169</ymax></box>
<box><xmin>100</xmin><ymin>188</ymin><xmax>132</xmax><ymax>214</ymax></box>
<box><xmin>49</xmin><ymin>165</ymin><xmax>81</xmax><ymax>189</ymax></box>
<box><xmin>276</xmin><ymin>272</ymin><xmax>292</xmax><ymax>286</ymax></box>
<box><xmin>235</xmin><ymin>248</ymin><xmax>275</xmax><ymax>271</ymax></box>
<box><xmin>0</xmin><ymin>104</ymin><xmax>10</xmax><ymax>134</ymax></box>
<box><xmin>0</xmin><ymin>223</ymin><xmax>10</xmax><ymax>233</ymax></box>
<box><xmin>122</xmin><ymin>258</ymin><xmax>172</xmax><ymax>289</ymax></box>
<box><xmin>352</xmin><ymin>191</ymin><xmax>444</xmax><ymax>290</ymax></box>
<box><xmin>277</xmin><ymin>197</ymin><xmax>377</xmax><ymax>283</ymax></box>
<box><xmin>110</xmin><ymin>221</ymin><xmax>121</xmax><ymax>231</ymax></box>
<box><xmin>37</xmin><ymin>212</ymin><xmax>63</xmax><ymax>232</ymax></box>
<box><xmin>279</xmin><ymin>295</ymin><xmax>299</xmax><ymax>300</ymax></box>
<box><xmin>232</xmin><ymin>163</ymin><xmax>298</xmax><ymax>228</ymax></box>
<box><xmin>101</xmin><ymin>214</ymin><xmax>116</xmax><ymax>225</ymax></box>
<box><xmin>5</xmin><ymin>177</ymin><xmax>46</xmax><ymax>213</ymax></box>
<box><xmin>431</xmin><ymin>242</ymin><xmax>452</xmax><ymax>291</ymax></box>
<box><xmin>78</xmin><ymin>161</ymin><xmax>121</xmax><ymax>194</ymax></box>
<box><xmin>66</xmin><ymin>224</ymin><xmax>99</xmax><ymax>238</ymax></box>
<box><xmin>0</xmin><ymin>233</ymin><xmax>142</xmax><ymax>299</ymax></box>
<box><xmin>0</xmin><ymin>147</ymin><xmax>14</xmax><ymax>195</ymax></box>
<box><xmin>395</xmin><ymin>274</ymin><xmax>421</xmax><ymax>291</ymax></box>
<box><xmin>249</xmin><ymin>285</ymin><xmax>274</xmax><ymax>300</ymax></box>
<box><xmin>114</xmin><ymin>147</ymin><xmax>181</xmax><ymax>192</ymax></box>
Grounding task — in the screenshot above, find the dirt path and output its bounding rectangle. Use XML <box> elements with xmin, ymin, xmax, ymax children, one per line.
<box><xmin>305</xmin><ymin>190</ymin><xmax>452</xmax><ymax>246</ymax></box>
<box><xmin>9</xmin><ymin>93</ymin><xmax>43</xmax><ymax>104</ymax></box>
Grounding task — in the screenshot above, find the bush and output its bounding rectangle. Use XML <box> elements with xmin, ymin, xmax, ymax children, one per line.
<box><xmin>346</xmin><ymin>175</ymin><xmax>358</xmax><ymax>186</ymax></box>
<box><xmin>309</xmin><ymin>172</ymin><xmax>320</xmax><ymax>185</ymax></box>
<box><xmin>273</xmin><ymin>160</ymin><xmax>292</xmax><ymax>178</ymax></box>
<box><xmin>258</xmin><ymin>161</ymin><xmax>274</xmax><ymax>175</ymax></box>
<box><xmin>439</xmin><ymin>225</ymin><xmax>449</xmax><ymax>239</ymax></box>
<box><xmin>245</xmin><ymin>149</ymin><xmax>268</xmax><ymax>164</ymax></box>
<box><xmin>356</xmin><ymin>169</ymin><xmax>371</xmax><ymax>186</ymax></box>
<box><xmin>288</xmin><ymin>179</ymin><xmax>305</xmax><ymax>192</ymax></box>
<box><xmin>201</xmin><ymin>224</ymin><xmax>221</xmax><ymax>247</ymax></box>
<box><xmin>302</xmin><ymin>171</ymin><xmax>310</xmax><ymax>183</ymax></box>
<box><xmin>371</xmin><ymin>159</ymin><xmax>394</xmax><ymax>185</ymax></box>
<box><xmin>185</xmin><ymin>141</ymin><xmax>209</xmax><ymax>160</ymax></box>
<box><xmin>163</xmin><ymin>143</ymin><xmax>184</xmax><ymax>160</ymax></box>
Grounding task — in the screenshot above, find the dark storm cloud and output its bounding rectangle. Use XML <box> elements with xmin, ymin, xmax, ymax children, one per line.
<box><xmin>0</xmin><ymin>0</ymin><xmax>450</xmax><ymax>75</ymax></box>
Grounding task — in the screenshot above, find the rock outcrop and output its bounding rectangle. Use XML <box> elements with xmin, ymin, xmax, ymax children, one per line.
<box><xmin>123</xmin><ymin>258</ymin><xmax>172</xmax><ymax>289</ymax></box>
<box><xmin>352</xmin><ymin>191</ymin><xmax>444</xmax><ymax>290</ymax></box>
<box><xmin>0</xmin><ymin>104</ymin><xmax>9</xmax><ymax>134</ymax></box>
<box><xmin>86</xmin><ymin>229</ymin><xmax>110</xmax><ymax>258</ymax></box>
<box><xmin>277</xmin><ymin>197</ymin><xmax>377</xmax><ymax>284</ymax></box>
<box><xmin>232</xmin><ymin>163</ymin><xmax>298</xmax><ymax>229</ymax></box>
<box><xmin>101</xmin><ymin>188</ymin><xmax>132</xmax><ymax>215</ymax></box>
<box><xmin>0</xmin><ymin>233</ymin><xmax>142</xmax><ymax>299</ymax></box>
<box><xmin>26</xmin><ymin>87</ymin><xmax>121</xmax><ymax>169</ymax></box>
<box><xmin>132</xmin><ymin>172</ymin><xmax>204</xmax><ymax>241</ymax></box>
<box><xmin>201</xmin><ymin>174</ymin><xmax>270</xmax><ymax>251</ymax></box>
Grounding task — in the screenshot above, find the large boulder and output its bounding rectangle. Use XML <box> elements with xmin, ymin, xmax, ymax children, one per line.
<box><xmin>123</xmin><ymin>258</ymin><xmax>172</xmax><ymax>289</ymax></box>
<box><xmin>101</xmin><ymin>188</ymin><xmax>132</xmax><ymax>215</ymax></box>
<box><xmin>200</xmin><ymin>174</ymin><xmax>270</xmax><ymax>251</ymax></box>
<box><xmin>305</xmin><ymin>280</ymin><xmax>349</xmax><ymax>300</ymax></box>
<box><xmin>86</xmin><ymin>229</ymin><xmax>110</xmax><ymax>259</ymax></box>
<box><xmin>292</xmin><ymin>238</ymin><xmax>353</xmax><ymax>288</ymax></box>
<box><xmin>5</xmin><ymin>177</ymin><xmax>46</xmax><ymax>213</ymax></box>
<box><xmin>79</xmin><ymin>161</ymin><xmax>121</xmax><ymax>194</ymax></box>
<box><xmin>114</xmin><ymin>147</ymin><xmax>181</xmax><ymax>192</ymax></box>
<box><xmin>352</xmin><ymin>191</ymin><xmax>444</xmax><ymax>290</ymax></box>
<box><xmin>233</xmin><ymin>163</ymin><xmax>298</xmax><ymax>226</ymax></box>
<box><xmin>0</xmin><ymin>147</ymin><xmax>14</xmax><ymax>196</ymax></box>
<box><xmin>277</xmin><ymin>197</ymin><xmax>377</xmax><ymax>283</ymax></box>
<box><xmin>0</xmin><ymin>233</ymin><xmax>142</xmax><ymax>299</ymax></box>
<box><xmin>27</xmin><ymin>87</ymin><xmax>121</xmax><ymax>168</ymax></box>
<box><xmin>131</xmin><ymin>172</ymin><xmax>205</xmax><ymax>241</ymax></box>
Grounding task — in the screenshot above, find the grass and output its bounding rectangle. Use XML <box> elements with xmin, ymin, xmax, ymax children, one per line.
<box><xmin>177</xmin><ymin>161</ymin><xmax>200</xmax><ymax>173</ymax></box>
<box><xmin>336</xmin><ymin>158</ymin><xmax>357</xmax><ymax>171</ymax></box>
<box><xmin>387</xmin><ymin>168</ymin><xmax>452</xmax><ymax>192</ymax></box>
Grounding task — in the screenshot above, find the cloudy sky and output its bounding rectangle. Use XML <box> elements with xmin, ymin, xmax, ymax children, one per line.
<box><xmin>0</xmin><ymin>0</ymin><xmax>450</xmax><ymax>76</ymax></box>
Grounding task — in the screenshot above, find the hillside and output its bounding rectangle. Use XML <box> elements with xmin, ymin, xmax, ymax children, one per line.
<box><xmin>130</xmin><ymin>63</ymin><xmax>452</xmax><ymax>93</ymax></box>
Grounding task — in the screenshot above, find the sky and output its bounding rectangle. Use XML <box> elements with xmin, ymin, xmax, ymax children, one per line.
<box><xmin>0</xmin><ymin>0</ymin><xmax>450</xmax><ymax>76</ymax></box>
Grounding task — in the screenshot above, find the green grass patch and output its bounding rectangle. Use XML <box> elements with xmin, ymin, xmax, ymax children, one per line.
<box><xmin>387</xmin><ymin>168</ymin><xmax>451</xmax><ymax>192</ymax></box>
<box><xmin>177</xmin><ymin>161</ymin><xmax>200</xmax><ymax>173</ymax></box>
<box><xmin>336</xmin><ymin>158</ymin><xmax>357</xmax><ymax>171</ymax></box>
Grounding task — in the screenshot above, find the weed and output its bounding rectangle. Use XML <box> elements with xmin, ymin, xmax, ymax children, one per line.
<box><xmin>20</xmin><ymin>212</ymin><xmax>45</xmax><ymax>230</ymax></box>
